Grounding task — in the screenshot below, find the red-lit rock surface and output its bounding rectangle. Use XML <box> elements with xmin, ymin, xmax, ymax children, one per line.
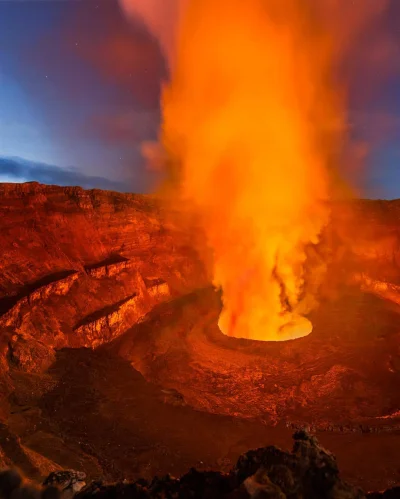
<box><xmin>113</xmin><ymin>287</ymin><xmax>400</xmax><ymax>425</ymax></box>
<box><xmin>0</xmin><ymin>182</ymin><xmax>206</xmax><ymax>375</ymax></box>
<box><xmin>0</xmin><ymin>183</ymin><xmax>399</xmax><ymax>492</ymax></box>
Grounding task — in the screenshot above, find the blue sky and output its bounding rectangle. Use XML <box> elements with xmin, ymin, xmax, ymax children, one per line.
<box><xmin>0</xmin><ymin>0</ymin><xmax>164</xmax><ymax>192</ymax></box>
<box><xmin>0</xmin><ymin>0</ymin><xmax>399</xmax><ymax>197</ymax></box>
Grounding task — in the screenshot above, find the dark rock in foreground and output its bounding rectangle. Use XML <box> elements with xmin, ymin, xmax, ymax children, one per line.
<box><xmin>1</xmin><ymin>433</ymin><xmax>398</xmax><ymax>499</ymax></box>
<box><xmin>43</xmin><ymin>471</ymin><xmax>86</xmax><ymax>499</ymax></box>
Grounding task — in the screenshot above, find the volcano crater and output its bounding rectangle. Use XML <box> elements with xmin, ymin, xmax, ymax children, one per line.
<box><xmin>112</xmin><ymin>285</ymin><xmax>400</xmax><ymax>426</ymax></box>
<box><xmin>0</xmin><ymin>183</ymin><xmax>399</xmax><ymax>491</ymax></box>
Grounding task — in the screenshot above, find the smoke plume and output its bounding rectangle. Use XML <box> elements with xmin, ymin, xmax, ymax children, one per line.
<box><xmin>120</xmin><ymin>0</ymin><xmax>395</xmax><ymax>341</ymax></box>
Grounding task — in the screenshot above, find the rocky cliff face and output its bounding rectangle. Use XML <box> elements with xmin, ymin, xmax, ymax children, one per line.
<box><xmin>0</xmin><ymin>183</ymin><xmax>205</xmax><ymax>362</ymax></box>
<box><xmin>0</xmin><ymin>182</ymin><xmax>206</xmax><ymax>433</ymax></box>
<box><xmin>0</xmin><ymin>182</ymin><xmax>204</xmax><ymax>295</ymax></box>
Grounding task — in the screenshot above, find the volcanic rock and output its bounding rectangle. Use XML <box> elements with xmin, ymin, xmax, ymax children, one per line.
<box><xmin>2</xmin><ymin>432</ymin><xmax>393</xmax><ymax>498</ymax></box>
<box><xmin>43</xmin><ymin>471</ymin><xmax>86</xmax><ymax>499</ymax></box>
<box><xmin>8</xmin><ymin>335</ymin><xmax>56</xmax><ymax>374</ymax></box>
<box><xmin>0</xmin><ymin>181</ymin><xmax>205</xmax><ymax>389</ymax></box>
<box><xmin>84</xmin><ymin>256</ymin><xmax>134</xmax><ymax>279</ymax></box>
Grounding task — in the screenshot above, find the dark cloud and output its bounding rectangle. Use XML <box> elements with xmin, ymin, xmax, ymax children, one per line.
<box><xmin>0</xmin><ymin>156</ymin><xmax>133</xmax><ymax>192</ymax></box>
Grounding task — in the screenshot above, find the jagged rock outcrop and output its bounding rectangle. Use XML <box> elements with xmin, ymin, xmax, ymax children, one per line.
<box><xmin>72</xmin><ymin>276</ymin><xmax>171</xmax><ymax>348</ymax></box>
<box><xmin>0</xmin><ymin>272</ymin><xmax>79</xmax><ymax>329</ymax></box>
<box><xmin>73</xmin><ymin>294</ymin><xmax>140</xmax><ymax>348</ymax></box>
<box><xmin>144</xmin><ymin>278</ymin><xmax>170</xmax><ymax>299</ymax></box>
<box><xmin>8</xmin><ymin>335</ymin><xmax>56</xmax><ymax>374</ymax></box>
<box><xmin>2</xmin><ymin>432</ymin><xmax>397</xmax><ymax>498</ymax></box>
<box><xmin>43</xmin><ymin>471</ymin><xmax>86</xmax><ymax>499</ymax></box>
<box><xmin>84</xmin><ymin>256</ymin><xmax>134</xmax><ymax>279</ymax></box>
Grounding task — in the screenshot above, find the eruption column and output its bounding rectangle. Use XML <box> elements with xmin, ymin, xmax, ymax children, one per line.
<box><xmin>122</xmin><ymin>0</ymin><xmax>346</xmax><ymax>341</ymax></box>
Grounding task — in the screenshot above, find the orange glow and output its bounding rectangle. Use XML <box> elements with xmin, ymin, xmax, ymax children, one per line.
<box><xmin>120</xmin><ymin>0</ymin><xmax>348</xmax><ymax>341</ymax></box>
<box><xmin>159</xmin><ymin>0</ymin><xmax>347</xmax><ymax>341</ymax></box>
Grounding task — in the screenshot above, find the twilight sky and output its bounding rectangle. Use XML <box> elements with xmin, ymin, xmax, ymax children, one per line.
<box><xmin>0</xmin><ymin>0</ymin><xmax>399</xmax><ymax>197</ymax></box>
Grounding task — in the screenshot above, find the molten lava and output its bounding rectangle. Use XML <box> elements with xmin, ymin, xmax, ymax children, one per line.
<box><xmin>121</xmin><ymin>0</ymin><xmax>347</xmax><ymax>341</ymax></box>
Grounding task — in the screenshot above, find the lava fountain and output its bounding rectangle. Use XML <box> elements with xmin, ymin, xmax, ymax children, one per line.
<box><xmin>122</xmin><ymin>0</ymin><xmax>348</xmax><ymax>341</ymax></box>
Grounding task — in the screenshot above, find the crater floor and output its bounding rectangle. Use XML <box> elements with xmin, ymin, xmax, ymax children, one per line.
<box><xmin>113</xmin><ymin>286</ymin><xmax>400</xmax><ymax>426</ymax></box>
